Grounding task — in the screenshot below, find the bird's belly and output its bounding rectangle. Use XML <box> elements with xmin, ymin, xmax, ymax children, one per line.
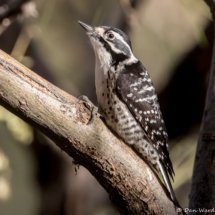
<box><xmin>97</xmin><ymin>85</ymin><xmax>159</xmax><ymax>166</ymax></box>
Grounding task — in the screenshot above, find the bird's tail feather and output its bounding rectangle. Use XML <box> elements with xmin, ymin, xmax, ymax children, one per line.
<box><xmin>158</xmin><ymin>161</ymin><xmax>186</xmax><ymax>214</ymax></box>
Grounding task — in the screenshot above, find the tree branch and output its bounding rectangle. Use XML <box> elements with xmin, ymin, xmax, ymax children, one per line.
<box><xmin>0</xmin><ymin>49</ymin><xmax>179</xmax><ymax>214</ymax></box>
<box><xmin>189</xmin><ymin>0</ymin><xmax>215</xmax><ymax>213</ymax></box>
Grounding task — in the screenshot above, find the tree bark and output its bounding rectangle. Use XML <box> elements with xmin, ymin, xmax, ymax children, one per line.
<box><xmin>189</xmin><ymin>0</ymin><xmax>215</xmax><ymax>213</ymax></box>
<box><xmin>0</xmin><ymin>49</ymin><xmax>179</xmax><ymax>214</ymax></box>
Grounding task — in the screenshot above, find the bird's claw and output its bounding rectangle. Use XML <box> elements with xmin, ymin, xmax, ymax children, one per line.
<box><xmin>77</xmin><ymin>95</ymin><xmax>100</xmax><ymax>125</ymax></box>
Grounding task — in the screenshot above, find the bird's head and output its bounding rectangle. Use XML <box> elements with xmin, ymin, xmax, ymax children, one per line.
<box><xmin>79</xmin><ymin>21</ymin><xmax>137</xmax><ymax>69</ymax></box>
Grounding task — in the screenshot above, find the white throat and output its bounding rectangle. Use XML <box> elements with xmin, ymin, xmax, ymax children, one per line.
<box><xmin>90</xmin><ymin>37</ymin><xmax>112</xmax><ymax>74</ymax></box>
<box><xmin>90</xmin><ymin>38</ymin><xmax>111</xmax><ymax>106</ymax></box>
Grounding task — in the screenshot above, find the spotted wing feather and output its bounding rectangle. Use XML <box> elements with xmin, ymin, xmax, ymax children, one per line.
<box><xmin>116</xmin><ymin>61</ymin><xmax>174</xmax><ymax>179</ymax></box>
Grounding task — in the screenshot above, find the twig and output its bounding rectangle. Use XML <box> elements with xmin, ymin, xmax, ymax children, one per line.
<box><xmin>0</xmin><ymin>0</ymin><xmax>30</xmax><ymax>23</ymax></box>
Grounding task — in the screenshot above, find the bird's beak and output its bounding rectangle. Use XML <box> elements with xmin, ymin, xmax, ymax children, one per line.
<box><xmin>78</xmin><ymin>21</ymin><xmax>93</xmax><ymax>33</ymax></box>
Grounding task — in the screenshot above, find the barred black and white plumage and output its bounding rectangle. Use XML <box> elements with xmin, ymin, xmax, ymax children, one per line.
<box><xmin>79</xmin><ymin>21</ymin><xmax>180</xmax><ymax>208</ymax></box>
<box><xmin>116</xmin><ymin>61</ymin><xmax>174</xmax><ymax>177</ymax></box>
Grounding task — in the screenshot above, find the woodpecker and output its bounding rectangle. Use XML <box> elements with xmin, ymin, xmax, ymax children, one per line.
<box><xmin>78</xmin><ymin>21</ymin><xmax>181</xmax><ymax>208</ymax></box>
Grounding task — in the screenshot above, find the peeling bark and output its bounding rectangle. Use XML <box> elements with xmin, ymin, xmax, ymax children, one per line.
<box><xmin>0</xmin><ymin>49</ymin><xmax>179</xmax><ymax>214</ymax></box>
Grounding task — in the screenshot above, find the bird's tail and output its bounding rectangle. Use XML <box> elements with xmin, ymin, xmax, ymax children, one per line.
<box><xmin>158</xmin><ymin>161</ymin><xmax>186</xmax><ymax>214</ymax></box>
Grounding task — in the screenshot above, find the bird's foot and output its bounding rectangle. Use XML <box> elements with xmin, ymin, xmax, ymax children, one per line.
<box><xmin>78</xmin><ymin>95</ymin><xmax>100</xmax><ymax>125</ymax></box>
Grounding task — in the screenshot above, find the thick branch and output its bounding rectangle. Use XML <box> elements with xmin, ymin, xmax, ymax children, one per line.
<box><xmin>189</xmin><ymin>1</ymin><xmax>215</xmax><ymax>213</ymax></box>
<box><xmin>0</xmin><ymin>50</ymin><xmax>178</xmax><ymax>214</ymax></box>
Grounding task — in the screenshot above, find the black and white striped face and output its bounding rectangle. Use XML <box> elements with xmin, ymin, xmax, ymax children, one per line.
<box><xmin>79</xmin><ymin>21</ymin><xmax>138</xmax><ymax>68</ymax></box>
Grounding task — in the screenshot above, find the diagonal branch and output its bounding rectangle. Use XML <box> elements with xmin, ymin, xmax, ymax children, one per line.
<box><xmin>0</xmin><ymin>49</ymin><xmax>179</xmax><ymax>214</ymax></box>
<box><xmin>189</xmin><ymin>0</ymin><xmax>215</xmax><ymax>213</ymax></box>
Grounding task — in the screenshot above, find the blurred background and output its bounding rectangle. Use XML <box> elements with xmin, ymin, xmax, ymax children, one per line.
<box><xmin>0</xmin><ymin>0</ymin><xmax>212</xmax><ymax>214</ymax></box>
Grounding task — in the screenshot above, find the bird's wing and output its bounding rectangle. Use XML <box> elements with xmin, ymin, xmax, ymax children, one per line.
<box><xmin>116</xmin><ymin>61</ymin><xmax>174</xmax><ymax>179</ymax></box>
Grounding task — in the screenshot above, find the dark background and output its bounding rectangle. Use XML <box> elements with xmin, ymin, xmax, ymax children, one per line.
<box><xmin>0</xmin><ymin>0</ymin><xmax>212</xmax><ymax>214</ymax></box>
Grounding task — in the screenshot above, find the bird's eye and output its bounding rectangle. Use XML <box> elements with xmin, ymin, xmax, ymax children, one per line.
<box><xmin>108</xmin><ymin>33</ymin><xmax>115</xmax><ymax>40</ymax></box>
